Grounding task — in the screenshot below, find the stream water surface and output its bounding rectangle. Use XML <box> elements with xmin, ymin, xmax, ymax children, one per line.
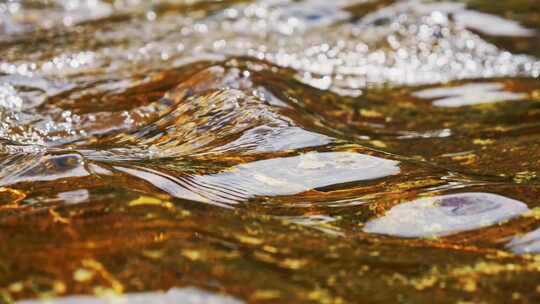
<box><xmin>2</xmin><ymin>0</ymin><xmax>540</xmax><ymax>303</ymax></box>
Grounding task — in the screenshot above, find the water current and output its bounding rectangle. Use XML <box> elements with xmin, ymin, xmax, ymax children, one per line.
<box><xmin>2</xmin><ymin>0</ymin><xmax>540</xmax><ymax>303</ymax></box>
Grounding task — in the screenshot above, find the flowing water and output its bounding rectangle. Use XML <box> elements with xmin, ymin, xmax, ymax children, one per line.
<box><xmin>2</xmin><ymin>0</ymin><xmax>540</xmax><ymax>303</ymax></box>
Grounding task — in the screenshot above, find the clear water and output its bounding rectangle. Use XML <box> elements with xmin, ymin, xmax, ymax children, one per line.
<box><xmin>2</xmin><ymin>0</ymin><xmax>540</xmax><ymax>303</ymax></box>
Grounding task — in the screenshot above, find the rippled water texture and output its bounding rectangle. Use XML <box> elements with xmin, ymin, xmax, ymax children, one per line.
<box><xmin>2</xmin><ymin>0</ymin><xmax>540</xmax><ymax>303</ymax></box>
